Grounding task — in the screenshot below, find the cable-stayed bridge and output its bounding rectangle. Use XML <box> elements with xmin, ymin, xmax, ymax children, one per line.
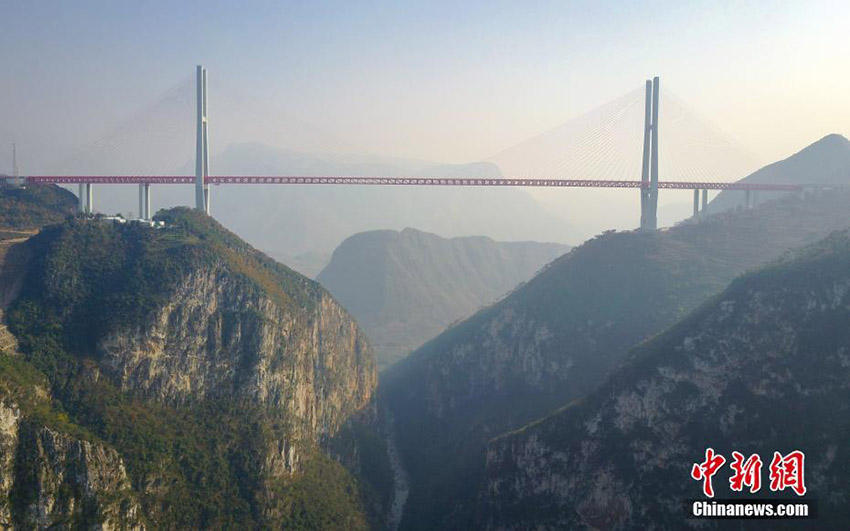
<box><xmin>10</xmin><ymin>66</ymin><xmax>800</xmax><ymax>228</ymax></box>
<box><xmin>26</xmin><ymin>175</ymin><xmax>798</xmax><ymax>190</ymax></box>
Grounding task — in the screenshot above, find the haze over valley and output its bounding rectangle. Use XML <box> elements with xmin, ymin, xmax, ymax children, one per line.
<box><xmin>3</xmin><ymin>2</ymin><xmax>850</xmax><ymax>529</ymax></box>
<box><xmin>318</xmin><ymin>228</ymin><xmax>568</xmax><ymax>369</ymax></box>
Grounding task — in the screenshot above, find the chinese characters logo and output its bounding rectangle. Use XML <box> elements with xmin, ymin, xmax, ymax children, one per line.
<box><xmin>691</xmin><ymin>448</ymin><xmax>806</xmax><ymax>498</ymax></box>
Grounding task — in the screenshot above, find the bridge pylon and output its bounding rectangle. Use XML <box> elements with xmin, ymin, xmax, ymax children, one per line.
<box><xmin>195</xmin><ymin>65</ymin><xmax>210</xmax><ymax>214</ymax></box>
<box><xmin>640</xmin><ymin>76</ymin><xmax>660</xmax><ymax>230</ymax></box>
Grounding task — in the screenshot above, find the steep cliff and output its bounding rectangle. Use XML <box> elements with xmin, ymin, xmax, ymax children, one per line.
<box><xmin>383</xmin><ymin>189</ymin><xmax>850</xmax><ymax>529</ymax></box>
<box><xmin>318</xmin><ymin>228</ymin><xmax>568</xmax><ymax>369</ymax></box>
<box><xmin>0</xmin><ymin>350</ymin><xmax>146</xmax><ymax>530</ymax></box>
<box><xmin>480</xmin><ymin>229</ymin><xmax>850</xmax><ymax>529</ymax></box>
<box><xmin>1</xmin><ymin>208</ymin><xmax>383</xmax><ymax>528</ymax></box>
<box><xmin>1</xmin><ymin>404</ymin><xmax>145</xmax><ymax>529</ymax></box>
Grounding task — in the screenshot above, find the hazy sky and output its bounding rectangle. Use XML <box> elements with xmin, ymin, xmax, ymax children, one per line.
<box><xmin>2</xmin><ymin>0</ymin><xmax>849</xmax><ymax>171</ymax></box>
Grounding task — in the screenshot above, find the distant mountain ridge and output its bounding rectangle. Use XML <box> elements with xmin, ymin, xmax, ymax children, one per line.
<box><xmin>479</xmin><ymin>229</ymin><xmax>850</xmax><ymax>529</ymax></box>
<box><xmin>709</xmin><ymin>133</ymin><xmax>850</xmax><ymax>213</ymax></box>
<box><xmin>383</xmin><ymin>160</ymin><xmax>850</xmax><ymax>529</ymax></box>
<box><xmin>317</xmin><ymin>228</ymin><xmax>569</xmax><ymax>369</ymax></box>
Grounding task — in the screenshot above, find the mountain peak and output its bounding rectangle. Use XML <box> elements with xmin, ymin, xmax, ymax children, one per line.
<box><xmin>812</xmin><ymin>132</ymin><xmax>849</xmax><ymax>144</ymax></box>
<box><xmin>708</xmin><ymin>133</ymin><xmax>850</xmax><ymax>213</ymax></box>
<box><xmin>795</xmin><ymin>132</ymin><xmax>850</xmax><ymax>157</ymax></box>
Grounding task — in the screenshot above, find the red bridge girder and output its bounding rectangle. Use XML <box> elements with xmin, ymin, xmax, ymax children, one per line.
<box><xmin>23</xmin><ymin>175</ymin><xmax>803</xmax><ymax>192</ymax></box>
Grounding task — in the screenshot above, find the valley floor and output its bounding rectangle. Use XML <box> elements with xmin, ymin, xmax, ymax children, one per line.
<box><xmin>385</xmin><ymin>409</ymin><xmax>410</xmax><ymax>530</ymax></box>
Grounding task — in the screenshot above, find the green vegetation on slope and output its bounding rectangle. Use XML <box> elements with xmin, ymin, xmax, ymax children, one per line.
<box><xmin>327</xmin><ymin>418</ymin><xmax>396</xmax><ymax>530</ymax></box>
<box><xmin>383</xmin><ymin>189</ymin><xmax>850</xmax><ymax>530</ymax></box>
<box><xmin>480</xmin><ymin>229</ymin><xmax>850</xmax><ymax>529</ymax></box>
<box><xmin>12</xmin><ymin>208</ymin><xmax>322</xmax><ymax>359</ymax></box>
<box><xmin>0</xmin><ymin>183</ymin><xmax>78</xmax><ymax>230</ymax></box>
<box><xmin>1</xmin><ymin>345</ymin><xmax>373</xmax><ymax>529</ymax></box>
<box><xmin>1</xmin><ymin>208</ymin><xmax>378</xmax><ymax>528</ymax></box>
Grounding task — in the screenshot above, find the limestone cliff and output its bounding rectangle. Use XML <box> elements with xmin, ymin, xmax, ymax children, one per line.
<box><xmin>0</xmin><ymin>343</ymin><xmax>145</xmax><ymax>531</ymax></box>
<box><xmin>383</xmin><ymin>189</ymin><xmax>850</xmax><ymax>530</ymax></box>
<box><xmin>479</xmin><ymin>230</ymin><xmax>850</xmax><ymax>530</ymax></box>
<box><xmin>97</xmin><ymin>264</ymin><xmax>374</xmax><ymax>470</ymax></box>
<box><xmin>0</xmin><ymin>398</ymin><xmax>145</xmax><ymax>530</ymax></box>
<box><xmin>0</xmin><ymin>208</ymin><xmax>382</xmax><ymax>528</ymax></box>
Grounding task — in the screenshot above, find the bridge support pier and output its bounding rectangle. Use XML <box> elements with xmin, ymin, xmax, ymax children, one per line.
<box><xmin>693</xmin><ymin>189</ymin><xmax>711</xmax><ymax>220</ymax></box>
<box><xmin>10</xmin><ymin>144</ymin><xmax>21</xmax><ymax>187</ymax></box>
<box><xmin>85</xmin><ymin>183</ymin><xmax>93</xmax><ymax>214</ymax></box>
<box><xmin>78</xmin><ymin>184</ymin><xmax>86</xmax><ymax>213</ymax></box>
<box><xmin>144</xmin><ymin>183</ymin><xmax>151</xmax><ymax>219</ymax></box>
<box><xmin>138</xmin><ymin>183</ymin><xmax>151</xmax><ymax>220</ymax></box>
<box><xmin>744</xmin><ymin>190</ymin><xmax>752</xmax><ymax>209</ymax></box>
<box><xmin>693</xmin><ymin>189</ymin><xmax>700</xmax><ymax>217</ymax></box>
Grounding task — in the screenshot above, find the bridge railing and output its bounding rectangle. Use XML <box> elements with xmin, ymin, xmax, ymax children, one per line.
<box><xmin>23</xmin><ymin>175</ymin><xmax>803</xmax><ymax>192</ymax></box>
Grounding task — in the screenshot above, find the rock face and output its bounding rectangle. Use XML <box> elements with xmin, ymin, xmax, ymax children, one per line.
<box><xmin>0</xmin><ymin>398</ymin><xmax>145</xmax><ymax>530</ymax></box>
<box><xmin>0</xmin><ymin>399</ymin><xmax>21</xmax><ymax>527</ymax></box>
<box><xmin>317</xmin><ymin>228</ymin><xmax>568</xmax><ymax>369</ymax></box>
<box><xmin>0</xmin><ymin>208</ymin><xmax>382</xmax><ymax>528</ymax></box>
<box><xmin>480</xmin><ymin>230</ymin><xmax>850</xmax><ymax>530</ymax></box>
<box><xmin>383</xmin><ymin>189</ymin><xmax>850</xmax><ymax>530</ymax></box>
<box><xmin>98</xmin><ymin>266</ymin><xmax>374</xmax><ymax>453</ymax></box>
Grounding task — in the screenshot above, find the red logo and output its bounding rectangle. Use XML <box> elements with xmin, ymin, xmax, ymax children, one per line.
<box><xmin>691</xmin><ymin>449</ymin><xmax>806</xmax><ymax>498</ymax></box>
<box><xmin>729</xmin><ymin>451</ymin><xmax>762</xmax><ymax>493</ymax></box>
<box><xmin>769</xmin><ymin>451</ymin><xmax>806</xmax><ymax>496</ymax></box>
<box><xmin>691</xmin><ymin>448</ymin><xmax>726</xmax><ymax>498</ymax></box>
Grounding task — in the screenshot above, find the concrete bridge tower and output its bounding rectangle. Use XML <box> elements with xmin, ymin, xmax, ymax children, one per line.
<box><xmin>640</xmin><ymin>76</ymin><xmax>660</xmax><ymax>230</ymax></box>
<box><xmin>195</xmin><ymin>65</ymin><xmax>210</xmax><ymax>214</ymax></box>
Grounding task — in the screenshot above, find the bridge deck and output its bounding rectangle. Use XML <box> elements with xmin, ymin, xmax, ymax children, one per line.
<box><xmin>24</xmin><ymin>176</ymin><xmax>802</xmax><ymax>192</ymax></box>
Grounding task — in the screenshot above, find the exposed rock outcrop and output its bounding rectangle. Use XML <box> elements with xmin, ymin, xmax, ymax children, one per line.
<box><xmin>479</xmin><ymin>231</ymin><xmax>850</xmax><ymax>530</ymax></box>
<box><xmin>1</xmin><ymin>399</ymin><xmax>145</xmax><ymax>530</ymax></box>
<box><xmin>384</xmin><ymin>187</ymin><xmax>850</xmax><ymax>530</ymax></box>
<box><xmin>0</xmin><ymin>208</ymin><xmax>382</xmax><ymax>528</ymax></box>
<box><xmin>97</xmin><ymin>265</ymin><xmax>375</xmax><ymax>469</ymax></box>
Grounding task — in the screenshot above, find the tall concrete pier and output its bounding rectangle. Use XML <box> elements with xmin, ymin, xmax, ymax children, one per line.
<box><xmin>138</xmin><ymin>183</ymin><xmax>151</xmax><ymax>219</ymax></box>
